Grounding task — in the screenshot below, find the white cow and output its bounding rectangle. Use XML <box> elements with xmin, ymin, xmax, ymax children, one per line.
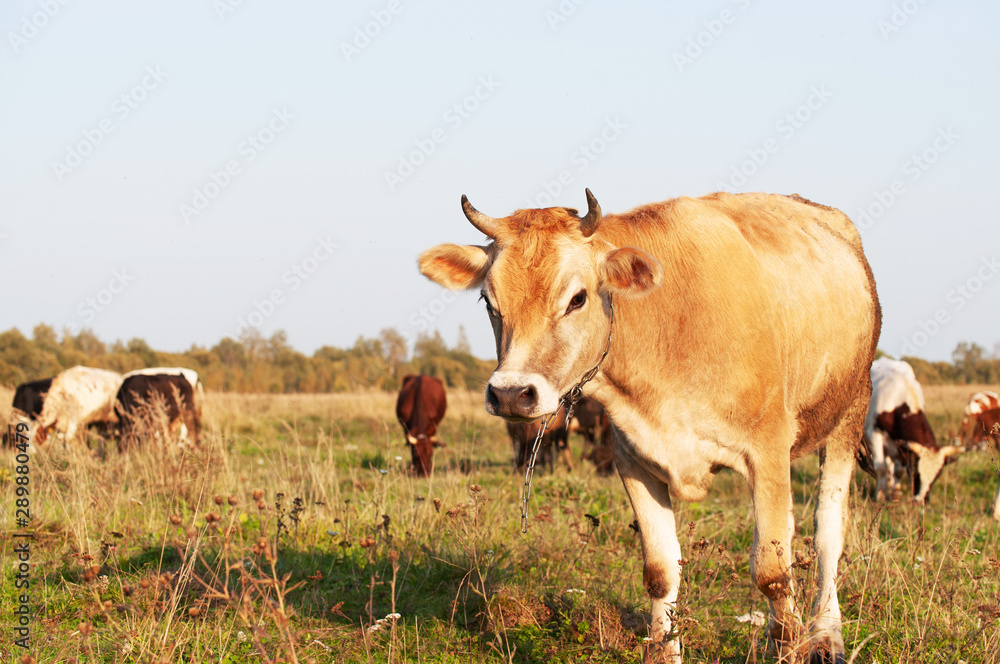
<box><xmin>34</xmin><ymin>366</ymin><xmax>123</xmax><ymax>445</ymax></box>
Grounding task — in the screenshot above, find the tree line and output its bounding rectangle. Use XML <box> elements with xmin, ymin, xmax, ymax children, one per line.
<box><xmin>0</xmin><ymin>324</ymin><xmax>495</xmax><ymax>393</ymax></box>
<box><xmin>1</xmin><ymin>325</ymin><xmax>996</xmax><ymax>393</ymax></box>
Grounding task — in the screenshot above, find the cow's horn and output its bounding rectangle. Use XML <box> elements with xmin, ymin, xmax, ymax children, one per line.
<box><xmin>462</xmin><ymin>195</ymin><xmax>500</xmax><ymax>238</ymax></box>
<box><xmin>580</xmin><ymin>188</ymin><xmax>602</xmax><ymax>237</ymax></box>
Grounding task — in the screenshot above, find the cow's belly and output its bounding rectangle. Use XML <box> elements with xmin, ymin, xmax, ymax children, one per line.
<box><xmin>610</xmin><ymin>405</ymin><xmax>750</xmax><ymax>502</ymax></box>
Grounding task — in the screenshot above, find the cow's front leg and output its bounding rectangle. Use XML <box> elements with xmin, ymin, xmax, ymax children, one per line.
<box><xmin>870</xmin><ymin>430</ymin><xmax>894</xmax><ymax>500</ymax></box>
<box><xmin>615</xmin><ymin>444</ymin><xmax>682</xmax><ymax>663</ymax></box>
<box><xmin>750</xmin><ymin>458</ymin><xmax>802</xmax><ymax>662</ymax></box>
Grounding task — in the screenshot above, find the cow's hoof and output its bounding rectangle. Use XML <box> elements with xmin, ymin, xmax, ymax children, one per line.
<box><xmin>809</xmin><ymin>649</ymin><xmax>846</xmax><ymax>664</ymax></box>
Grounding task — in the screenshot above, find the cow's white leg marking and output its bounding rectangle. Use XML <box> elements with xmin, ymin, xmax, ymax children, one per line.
<box><xmin>615</xmin><ymin>440</ymin><xmax>682</xmax><ymax>663</ymax></box>
<box><xmin>810</xmin><ymin>445</ymin><xmax>851</xmax><ymax>659</ymax></box>
<box><xmin>870</xmin><ymin>429</ymin><xmax>893</xmax><ymax>500</ymax></box>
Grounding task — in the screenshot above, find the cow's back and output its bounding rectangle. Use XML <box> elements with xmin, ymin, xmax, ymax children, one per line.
<box><xmin>598</xmin><ymin>192</ymin><xmax>880</xmax><ymax>456</ymax></box>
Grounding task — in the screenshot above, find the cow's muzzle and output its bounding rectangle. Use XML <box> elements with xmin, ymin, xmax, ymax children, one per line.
<box><xmin>486</xmin><ymin>383</ymin><xmax>540</xmax><ymax>419</ymax></box>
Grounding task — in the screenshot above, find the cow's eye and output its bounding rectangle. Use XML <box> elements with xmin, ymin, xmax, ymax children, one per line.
<box><xmin>565</xmin><ymin>289</ymin><xmax>587</xmax><ymax>315</ymax></box>
<box><xmin>479</xmin><ymin>291</ymin><xmax>497</xmax><ymax>317</ymax></box>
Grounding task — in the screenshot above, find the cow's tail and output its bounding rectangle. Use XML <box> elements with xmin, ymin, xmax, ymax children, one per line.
<box><xmin>855</xmin><ymin>431</ymin><xmax>876</xmax><ymax>478</ymax></box>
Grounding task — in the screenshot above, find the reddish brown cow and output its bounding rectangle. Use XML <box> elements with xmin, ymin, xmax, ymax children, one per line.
<box><xmin>569</xmin><ymin>396</ymin><xmax>606</xmax><ymax>445</ymax></box>
<box><xmin>506</xmin><ymin>408</ymin><xmax>570</xmax><ymax>473</ymax></box>
<box><xmin>395</xmin><ymin>375</ymin><xmax>447</xmax><ymax>477</ymax></box>
<box><xmin>958</xmin><ymin>391</ymin><xmax>1000</xmax><ymax>519</ymax></box>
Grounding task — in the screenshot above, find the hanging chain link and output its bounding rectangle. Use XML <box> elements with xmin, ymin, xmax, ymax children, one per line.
<box><xmin>520</xmin><ymin>295</ymin><xmax>615</xmax><ymax>533</ymax></box>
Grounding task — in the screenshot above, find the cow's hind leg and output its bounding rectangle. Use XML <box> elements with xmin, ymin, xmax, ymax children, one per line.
<box><xmin>809</xmin><ymin>395</ymin><xmax>867</xmax><ymax>663</ymax></box>
<box><xmin>615</xmin><ymin>441</ymin><xmax>682</xmax><ymax>663</ymax></box>
<box><xmin>750</xmin><ymin>454</ymin><xmax>803</xmax><ymax>662</ymax></box>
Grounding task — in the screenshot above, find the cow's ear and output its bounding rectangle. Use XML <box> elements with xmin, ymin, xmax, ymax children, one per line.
<box><xmin>905</xmin><ymin>441</ymin><xmax>929</xmax><ymax>457</ymax></box>
<box><xmin>420</xmin><ymin>244</ymin><xmax>492</xmax><ymax>290</ymax></box>
<box><xmin>599</xmin><ymin>246</ymin><xmax>663</xmax><ymax>297</ymax></box>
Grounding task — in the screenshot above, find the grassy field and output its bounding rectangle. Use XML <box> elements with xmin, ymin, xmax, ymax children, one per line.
<box><xmin>2</xmin><ymin>385</ymin><xmax>1000</xmax><ymax>663</ymax></box>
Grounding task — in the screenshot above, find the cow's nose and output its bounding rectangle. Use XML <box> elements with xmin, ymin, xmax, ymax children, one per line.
<box><xmin>487</xmin><ymin>383</ymin><xmax>538</xmax><ymax>417</ymax></box>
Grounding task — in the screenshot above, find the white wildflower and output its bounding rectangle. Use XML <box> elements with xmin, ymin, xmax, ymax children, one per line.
<box><xmin>736</xmin><ymin>610</ymin><xmax>767</xmax><ymax>627</ymax></box>
<box><xmin>564</xmin><ymin>588</ymin><xmax>586</xmax><ymax>595</ymax></box>
<box><xmin>237</xmin><ymin>631</ymin><xmax>247</xmax><ymax>643</ymax></box>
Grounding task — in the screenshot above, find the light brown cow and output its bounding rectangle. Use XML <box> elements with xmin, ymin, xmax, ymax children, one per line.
<box><xmin>419</xmin><ymin>190</ymin><xmax>880</xmax><ymax>662</ymax></box>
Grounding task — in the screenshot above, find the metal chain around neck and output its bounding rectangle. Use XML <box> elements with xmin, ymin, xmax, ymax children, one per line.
<box><xmin>520</xmin><ymin>294</ymin><xmax>615</xmax><ymax>534</ymax></box>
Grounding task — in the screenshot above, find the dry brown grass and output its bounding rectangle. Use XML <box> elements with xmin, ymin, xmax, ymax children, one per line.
<box><xmin>2</xmin><ymin>385</ymin><xmax>1000</xmax><ymax>663</ymax></box>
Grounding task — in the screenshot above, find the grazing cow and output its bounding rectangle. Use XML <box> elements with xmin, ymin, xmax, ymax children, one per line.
<box><xmin>34</xmin><ymin>367</ymin><xmax>123</xmax><ymax>445</ymax></box>
<box><xmin>506</xmin><ymin>407</ymin><xmax>570</xmax><ymax>473</ymax></box>
<box><xmin>569</xmin><ymin>396</ymin><xmax>606</xmax><ymax>445</ymax></box>
<box><xmin>583</xmin><ymin>410</ymin><xmax>617</xmax><ymax>476</ymax></box>
<box><xmin>958</xmin><ymin>391</ymin><xmax>1000</xmax><ymax>519</ymax></box>
<box><xmin>419</xmin><ymin>190</ymin><xmax>880</xmax><ymax>662</ymax></box>
<box><xmin>12</xmin><ymin>378</ymin><xmax>53</xmax><ymax>420</ymax></box>
<box><xmin>959</xmin><ymin>391</ymin><xmax>1000</xmax><ymax>450</ymax></box>
<box><xmin>116</xmin><ymin>374</ymin><xmax>200</xmax><ymax>449</ymax></box>
<box><xmin>124</xmin><ymin>367</ymin><xmax>204</xmax><ymax>419</ymax></box>
<box><xmin>3</xmin><ymin>377</ymin><xmax>53</xmax><ymax>447</ymax></box>
<box><xmin>865</xmin><ymin>358</ymin><xmax>961</xmax><ymax>503</ymax></box>
<box><xmin>395</xmin><ymin>375</ymin><xmax>447</xmax><ymax>477</ymax></box>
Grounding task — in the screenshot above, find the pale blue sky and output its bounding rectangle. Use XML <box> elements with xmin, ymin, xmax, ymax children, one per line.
<box><xmin>2</xmin><ymin>0</ymin><xmax>998</xmax><ymax>362</ymax></box>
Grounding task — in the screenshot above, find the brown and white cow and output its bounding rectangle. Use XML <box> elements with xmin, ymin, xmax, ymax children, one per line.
<box><xmin>116</xmin><ymin>373</ymin><xmax>201</xmax><ymax>450</ymax></box>
<box><xmin>34</xmin><ymin>367</ymin><xmax>123</xmax><ymax>445</ymax></box>
<box><xmin>395</xmin><ymin>374</ymin><xmax>447</xmax><ymax>477</ymax></box>
<box><xmin>958</xmin><ymin>391</ymin><xmax>1000</xmax><ymax>519</ymax></box>
<box><xmin>124</xmin><ymin>367</ymin><xmax>203</xmax><ymax>412</ymax></box>
<box><xmin>420</xmin><ymin>190</ymin><xmax>880</xmax><ymax>662</ymax></box>
<box><xmin>865</xmin><ymin>358</ymin><xmax>961</xmax><ymax>503</ymax></box>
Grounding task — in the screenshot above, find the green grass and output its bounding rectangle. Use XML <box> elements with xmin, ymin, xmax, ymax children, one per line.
<box><xmin>2</xmin><ymin>390</ymin><xmax>1000</xmax><ymax>663</ymax></box>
